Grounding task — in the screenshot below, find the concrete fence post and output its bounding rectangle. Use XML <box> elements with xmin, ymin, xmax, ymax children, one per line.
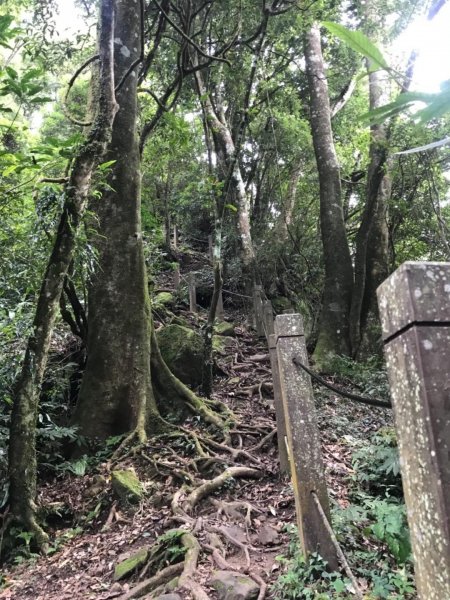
<box><xmin>263</xmin><ymin>300</ymin><xmax>274</xmax><ymax>339</ymax></box>
<box><xmin>188</xmin><ymin>273</ymin><xmax>197</xmax><ymax>313</ymax></box>
<box><xmin>208</xmin><ymin>234</ymin><xmax>213</xmax><ymax>262</ymax></box>
<box><xmin>268</xmin><ymin>333</ymin><xmax>290</xmax><ymax>474</ymax></box>
<box><xmin>216</xmin><ymin>290</ymin><xmax>224</xmax><ymax>321</ymax></box>
<box><xmin>253</xmin><ymin>284</ymin><xmax>265</xmax><ymax>337</ymax></box>
<box><xmin>174</xmin><ymin>264</ymin><xmax>180</xmax><ymax>289</ymax></box>
<box><xmin>377</xmin><ymin>261</ymin><xmax>450</xmax><ymax>600</ymax></box>
<box><xmin>275</xmin><ymin>314</ymin><xmax>339</xmax><ymax>569</ymax></box>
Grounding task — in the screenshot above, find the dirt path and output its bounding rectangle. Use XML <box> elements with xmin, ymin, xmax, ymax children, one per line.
<box><xmin>1</xmin><ymin>301</ymin><xmax>390</xmax><ymax>600</ymax></box>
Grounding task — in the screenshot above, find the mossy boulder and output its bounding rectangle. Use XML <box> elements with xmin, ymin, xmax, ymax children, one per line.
<box><xmin>213</xmin><ymin>335</ymin><xmax>235</xmax><ymax>355</ymax></box>
<box><xmin>156</xmin><ymin>324</ymin><xmax>204</xmax><ymax>387</ymax></box>
<box><xmin>111</xmin><ymin>469</ymin><xmax>143</xmax><ymax>504</ymax></box>
<box><xmin>214</xmin><ymin>321</ymin><xmax>236</xmax><ymax>337</ymax></box>
<box><xmin>114</xmin><ymin>547</ymin><xmax>148</xmax><ymax>580</ymax></box>
<box><xmin>153</xmin><ymin>291</ymin><xmax>175</xmax><ymax>308</ymax></box>
<box><xmin>271</xmin><ymin>296</ymin><xmax>293</xmax><ymax>314</ymax></box>
<box><xmin>209</xmin><ymin>570</ymin><xmax>259</xmax><ymax>600</ymax></box>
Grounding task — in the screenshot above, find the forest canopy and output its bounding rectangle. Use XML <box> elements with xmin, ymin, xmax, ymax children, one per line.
<box><xmin>0</xmin><ymin>0</ymin><xmax>449</xmax><ymax>598</ymax></box>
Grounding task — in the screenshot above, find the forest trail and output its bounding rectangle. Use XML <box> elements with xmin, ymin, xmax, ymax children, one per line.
<box><xmin>1</xmin><ymin>261</ymin><xmax>391</xmax><ymax>600</ymax></box>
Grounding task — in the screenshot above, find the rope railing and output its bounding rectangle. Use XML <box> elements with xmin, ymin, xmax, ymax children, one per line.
<box><xmin>292</xmin><ymin>357</ymin><xmax>392</xmax><ymax>409</ymax></box>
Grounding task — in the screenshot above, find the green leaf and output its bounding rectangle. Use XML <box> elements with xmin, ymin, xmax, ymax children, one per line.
<box><xmin>224</xmin><ymin>203</ymin><xmax>237</xmax><ymax>212</ymax></box>
<box><xmin>2</xmin><ymin>164</ymin><xmax>17</xmax><ymax>177</ymax></box>
<box><xmin>5</xmin><ymin>66</ymin><xmax>18</xmax><ymax>80</ymax></box>
<box><xmin>322</xmin><ymin>22</ymin><xmax>389</xmax><ymax>71</ymax></box>
<box><xmin>360</xmin><ymin>91</ymin><xmax>435</xmax><ymax>124</ymax></box>
<box><xmin>98</xmin><ymin>159</ymin><xmax>117</xmax><ymax>171</ymax></box>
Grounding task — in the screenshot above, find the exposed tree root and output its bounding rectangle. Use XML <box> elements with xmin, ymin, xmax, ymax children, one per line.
<box><xmin>249</xmin><ymin>429</ymin><xmax>276</xmax><ymax>452</ymax></box>
<box><xmin>116</xmin><ymin>562</ymin><xmax>183</xmax><ymax>600</ymax></box>
<box><xmin>210</xmin><ymin>524</ymin><xmax>252</xmax><ymax>569</ymax></box>
<box><xmin>185</xmin><ymin>467</ymin><xmax>261</xmax><ymax>513</ymax></box>
<box><xmin>179</xmin><ymin>532</ymin><xmax>210</xmax><ymax>599</ymax></box>
<box><xmin>252</xmin><ymin>572</ymin><xmax>267</xmax><ymax>600</ymax></box>
<box><xmin>210</xmin><ymin>498</ymin><xmax>262</xmax><ymax>525</ymax></box>
<box><xmin>201</xmin><ymin>437</ymin><xmax>262</xmax><ymax>466</ymax></box>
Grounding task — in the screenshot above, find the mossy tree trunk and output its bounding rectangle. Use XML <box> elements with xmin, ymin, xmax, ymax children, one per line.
<box><xmin>305</xmin><ymin>24</ymin><xmax>353</xmax><ymax>366</ymax></box>
<box><xmin>73</xmin><ymin>0</ymin><xmax>159</xmax><ymax>442</ymax></box>
<box><xmin>73</xmin><ymin>0</ymin><xmax>224</xmax><ymax>441</ymax></box>
<box><xmin>8</xmin><ymin>0</ymin><xmax>117</xmax><ymax>549</ymax></box>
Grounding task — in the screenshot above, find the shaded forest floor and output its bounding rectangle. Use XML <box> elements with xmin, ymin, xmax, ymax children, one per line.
<box><xmin>1</xmin><ymin>256</ymin><xmax>395</xmax><ymax>600</ymax></box>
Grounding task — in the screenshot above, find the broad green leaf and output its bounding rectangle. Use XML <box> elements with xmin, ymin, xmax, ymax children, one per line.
<box><xmin>5</xmin><ymin>66</ymin><xmax>18</xmax><ymax>80</ymax></box>
<box><xmin>28</xmin><ymin>96</ymin><xmax>52</xmax><ymax>104</ymax></box>
<box><xmin>3</xmin><ymin>164</ymin><xmax>17</xmax><ymax>177</ymax></box>
<box><xmin>322</xmin><ymin>22</ymin><xmax>389</xmax><ymax>71</ymax></box>
<box><xmin>98</xmin><ymin>160</ymin><xmax>117</xmax><ymax>171</ymax></box>
<box><xmin>360</xmin><ymin>91</ymin><xmax>435</xmax><ymax>124</ymax></box>
<box><xmin>224</xmin><ymin>203</ymin><xmax>237</xmax><ymax>212</ymax></box>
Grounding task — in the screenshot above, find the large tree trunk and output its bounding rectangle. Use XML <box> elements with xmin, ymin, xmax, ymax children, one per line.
<box><xmin>8</xmin><ymin>0</ymin><xmax>117</xmax><ymax>549</ymax></box>
<box><xmin>304</xmin><ymin>24</ymin><xmax>353</xmax><ymax>366</ymax></box>
<box><xmin>74</xmin><ymin>1</ymin><xmax>224</xmax><ymax>441</ymax></box>
<box><xmin>73</xmin><ymin>0</ymin><xmax>159</xmax><ymax>442</ymax></box>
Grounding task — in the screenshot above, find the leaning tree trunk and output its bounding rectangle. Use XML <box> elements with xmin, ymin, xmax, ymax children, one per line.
<box><xmin>73</xmin><ymin>0</ymin><xmax>159</xmax><ymax>442</ymax></box>
<box><xmin>304</xmin><ymin>24</ymin><xmax>353</xmax><ymax>366</ymax></box>
<box><xmin>8</xmin><ymin>0</ymin><xmax>117</xmax><ymax>549</ymax></box>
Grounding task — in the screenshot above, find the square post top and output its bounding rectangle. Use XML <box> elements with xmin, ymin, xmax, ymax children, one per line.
<box><xmin>377</xmin><ymin>261</ymin><xmax>450</xmax><ymax>340</ymax></box>
<box><xmin>274</xmin><ymin>313</ymin><xmax>304</xmax><ymax>338</ymax></box>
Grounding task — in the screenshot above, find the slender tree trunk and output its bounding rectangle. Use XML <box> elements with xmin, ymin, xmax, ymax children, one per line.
<box><xmin>192</xmin><ymin>60</ymin><xmax>257</xmax><ymax>288</ymax></box>
<box><xmin>279</xmin><ymin>158</ymin><xmax>302</xmax><ymax>240</ymax></box>
<box><xmin>349</xmin><ymin>69</ymin><xmax>389</xmax><ymax>356</ymax></box>
<box><xmin>304</xmin><ymin>24</ymin><xmax>353</xmax><ymax>365</ymax></box>
<box><xmin>360</xmin><ymin>171</ymin><xmax>390</xmax><ymax>340</ymax></box>
<box><xmin>8</xmin><ymin>0</ymin><xmax>117</xmax><ymax>549</ymax></box>
<box><xmin>73</xmin><ymin>0</ymin><xmax>159</xmax><ymax>441</ymax></box>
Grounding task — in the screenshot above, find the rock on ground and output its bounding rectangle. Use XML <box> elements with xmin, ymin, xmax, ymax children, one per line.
<box><xmin>209</xmin><ymin>570</ymin><xmax>260</xmax><ymax>600</ymax></box>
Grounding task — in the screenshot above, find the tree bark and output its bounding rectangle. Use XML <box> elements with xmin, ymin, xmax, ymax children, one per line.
<box><xmin>304</xmin><ymin>24</ymin><xmax>353</xmax><ymax>365</ymax></box>
<box><xmin>350</xmin><ymin>69</ymin><xmax>389</xmax><ymax>356</ymax></box>
<box><xmin>278</xmin><ymin>158</ymin><xmax>302</xmax><ymax>240</ymax></box>
<box><xmin>8</xmin><ymin>0</ymin><xmax>117</xmax><ymax>549</ymax></box>
<box><xmin>73</xmin><ymin>0</ymin><xmax>159</xmax><ymax>442</ymax></box>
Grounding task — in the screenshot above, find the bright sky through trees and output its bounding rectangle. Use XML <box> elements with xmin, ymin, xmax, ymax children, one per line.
<box><xmin>54</xmin><ymin>0</ymin><xmax>450</xmax><ymax>94</ymax></box>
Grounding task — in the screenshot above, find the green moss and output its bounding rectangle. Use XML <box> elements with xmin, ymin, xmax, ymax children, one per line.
<box><xmin>214</xmin><ymin>321</ymin><xmax>236</xmax><ymax>337</ymax></box>
<box><xmin>111</xmin><ymin>469</ymin><xmax>143</xmax><ymax>504</ymax></box>
<box><xmin>153</xmin><ymin>291</ymin><xmax>175</xmax><ymax>307</ymax></box>
<box><xmin>114</xmin><ymin>547</ymin><xmax>148</xmax><ymax>580</ymax></box>
<box><xmin>212</xmin><ymin>335</ymin><xmax>235</xmax><ymax>355</ymax></box>
<box><xmin>271</xmin><ymin>296</ymin><xmax>293</xmax><ymax>314</ymax></box>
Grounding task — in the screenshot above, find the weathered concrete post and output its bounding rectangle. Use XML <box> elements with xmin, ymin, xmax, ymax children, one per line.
<box><xmin>377</xmin><ymin>261</ymin><xmax>450</xmax><ymax>600</ymax></box>
<box><xmin>216</xmin><ymin>290</ymin><xmax>224</xmax><ymax>321</ymax></box>
<box><xmin>275</xmin><ymin>314</ymin><xmax>338</xmax><ymax>569</ymax></box>
<box><xmin>263</xmin><ymin>300</ymin><xmax>274</xmax><ymax>339</ymax></box>
<box><xmin>268</xmin><ymin>333</ymin><xmax>290</xmax><ymax>474</ymax></box>
<box><xmin>208</xmin><ymin>234</ymin><xmax>213</xmax><ymax>262</ymax></box>
<box><xmin>253</xmin><ymin>284</ymin><xmax>265</xmax><ymax>337</ymax></box>
<box><xmin>188</xmin><ymin>273</ymin><xmax>197</xmax><ymax>313</ymax></box>
<box><xmin>174</xmin><ymin>264</ymin><xmax>180</xmax><ymax>289</ymax></box>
